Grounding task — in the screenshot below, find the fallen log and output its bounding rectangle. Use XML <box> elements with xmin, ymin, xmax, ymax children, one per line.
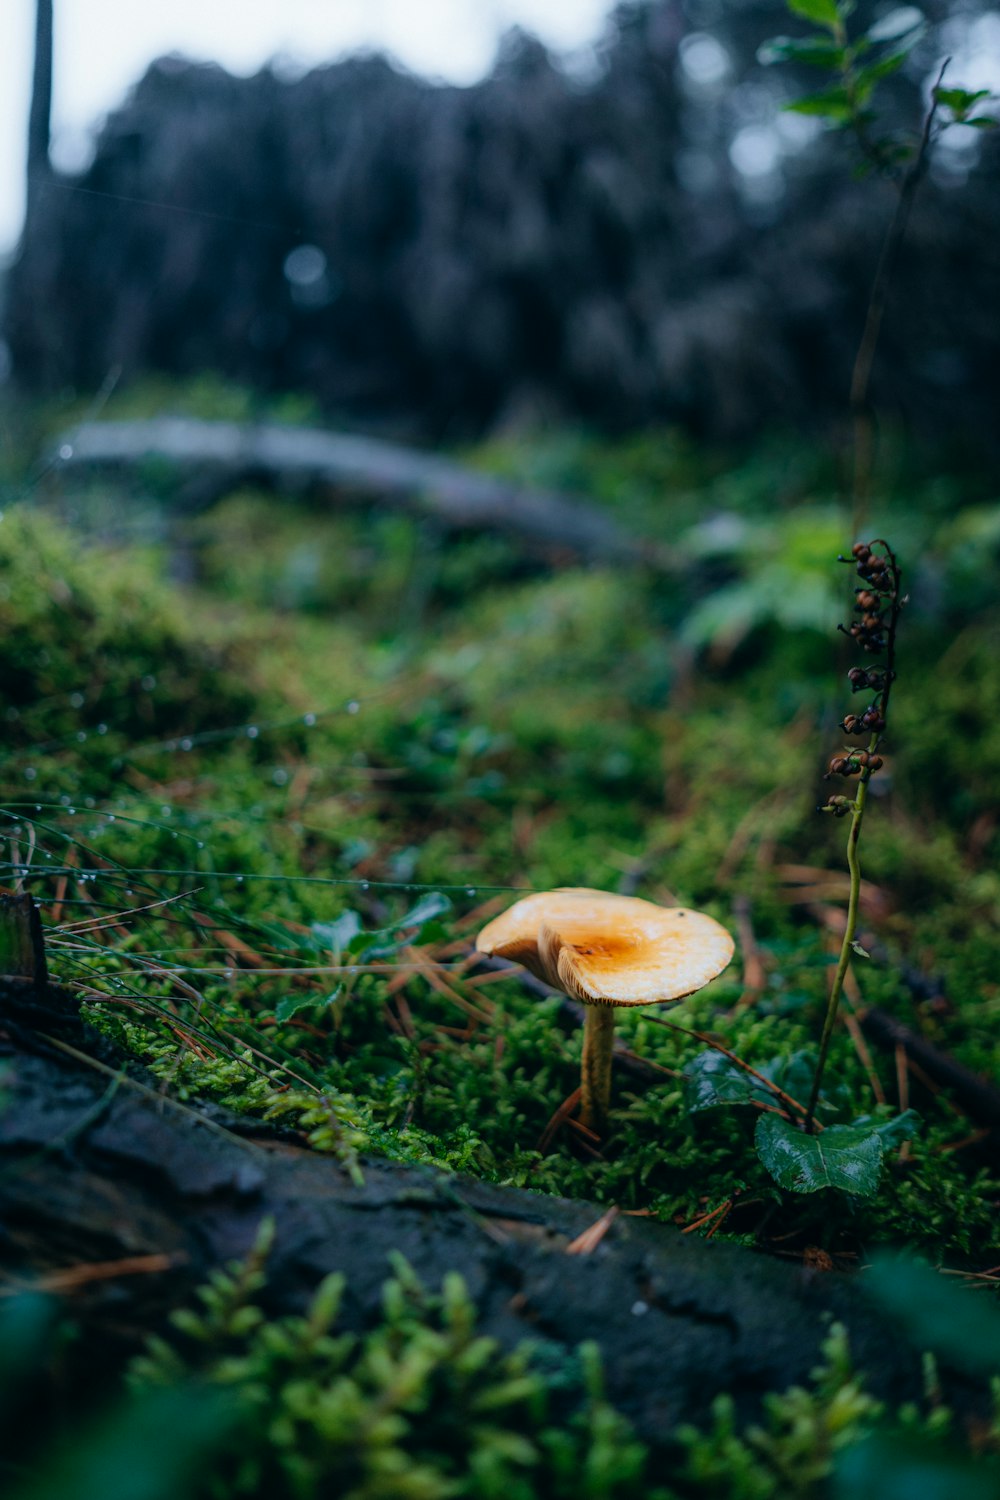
<box><xmin>796</xmin><ymin>902</ymin><xmax>1000</xmax><ymax>1160</ymax></box>
<box><xmin>861</xmin><ymin>1005</ymin><xmax>1000</xmax><ymax>1151</ymax></box>
<box><xmin>2</xmin><ymin>966</ymin><xmax>983</xmax><ymax>1459</ymax></box>
<box><xmin>51</xmin><ymin>417</ymin><xmax>674</xmax><ymax>568</ymax></box>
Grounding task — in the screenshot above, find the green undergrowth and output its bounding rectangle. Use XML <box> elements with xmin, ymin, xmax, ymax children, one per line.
<box><xmin>6</xmin><ymin>1234</ymin><xmax>998</xmax><ymax>1500</ymax></box>
<box><xmin>120</xmin><ymin>1238</ymin><xmax>1000</xmax><ymax>1500</ymax></box>
<box><xmin>3</xmin><ymin>424</ymin><xmax>1000</xmax><ymax>1255</ymax></box>
<box><xmin>3</xmin><ymin>405</ymin><xmax>1000</xmax><ymax>1495</ymax></box>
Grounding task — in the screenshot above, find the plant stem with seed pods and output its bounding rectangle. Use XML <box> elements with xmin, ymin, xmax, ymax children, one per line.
<box><xmin>806</xmin><ymin>774</ymin><xmax>869</xmax><ymax>1132</ymax></box>
<box><xmin>806</xmin><ymin>541</ymin><xmax>901</xmax><ymax>1133</ymax></box>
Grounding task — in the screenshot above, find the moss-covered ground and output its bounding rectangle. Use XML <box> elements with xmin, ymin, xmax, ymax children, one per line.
<box><xmin>2</xmin><ymin>384</ymin><xmax>998</xmax><ymax>1494</ymax></box>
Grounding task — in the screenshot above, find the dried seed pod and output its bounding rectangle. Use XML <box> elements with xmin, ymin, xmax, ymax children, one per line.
<box><xmin>841</xmin><ymin>714</ymin><xmax>865</xmax><ymax>734</ymax></box>
<box><xmin>847</xmin><ymin>667</ymin><xmax>869</xmax><ymax>691</ymax></box>
<box><xmin>852</xmin><ymin>543</ymin><xmax>871</xmax><ymax>562</ymax></box>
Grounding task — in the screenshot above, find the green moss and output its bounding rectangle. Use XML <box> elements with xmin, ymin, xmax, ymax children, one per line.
<box><xmin>5</xmin><ymin>422</ymin><xmax>1000</xmax><ymax>1260</ymax></box>
<box><xmin>120</xmin><ymin>1238</ymin><xmax>999</xmax><ymax>1500</ymax></box>
<box><xmin>5</xmin><ymin>408</ymin><xmax>1000</xmax><ymax>1495</ymax></box>
<box><xmin>0</xmin><ymin>509</ymin><xmax>256</xmax><ymax>797</ymax></box>
<box><xmin>130</xmin><ymin>1229</ymin><xmax>661</xmax><ymax>1500</ymax></box>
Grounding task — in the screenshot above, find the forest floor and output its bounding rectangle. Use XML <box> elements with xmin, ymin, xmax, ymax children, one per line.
<box><xmin>1</xmin><ymin>380</ymin><xmax>999</xmax><ymax>1497</ymax></box>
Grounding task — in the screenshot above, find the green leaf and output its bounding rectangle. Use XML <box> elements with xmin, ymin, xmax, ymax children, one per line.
<box><xmin>758</xmin><ymin>35</ymin><xmax>845</xmax><ymax>67</ymax></box>
<box><xmin>866</xmin><ymin>6</ymin><xmax>924</xmax><ymax>44</ymax></box>
<box><xmin>14</xmin><ymin>1385</ymin><xmax>241</xmax><ymax>1500</ymax></box>
<box><xmin>869</xmin><ymin>1108</ymin><xmax>920</xmax><ymax>1147</ymax></box>
<box><xmin>967</xmin><ymin>116</ymin><xmax>1000</xmax><ymax>129</ymax></box>
<box><xmin>755</xmin><ymin>1114</ymin><xmax>884</xmax><ymax>1196</ymax></box>
<box><xmin>391</xmin><ymin>891</ymin><xmax>453</xmax><ymax>933</ymax></box>
<box><xmin>834</xmin><ymin>1429</ymin><xmax>1000</xmax><ymax>1500</ymax></box>
<box><xmin>785</xmin><ymin>84</ymin><xmax>854</xmax><ymax>120</ymax></box>
<box><xmin>787</xmin><ymin>0</ymin><xmax>843</xmax><ymax>33</ymax></box>
<box><xmin>850</xmin><ymin>939</ymin><xmax>870</xmax><ymax>958</ymax></box>
<box><xmin>685</xmin><ymin>1049</ymin><xmax>818</xmax><ymax>1115</ymax></box>
<box><xmin>685</xmin><ymin>1051</ymin><xmax>762</xmax><ymax>1111</ymax></box>
<box><xmin>0</xmin><ymin>1295</ymin><xmax>57</xmax><ymax>1403</ymax></box>
<box><xmin>854</xmin><ymin>48</ymin><xmax>913</xmax><ymax>89</ymax></box>
<box><xmin>312</xmin><ymin>910</ymin><xmax>362</xmax><ymax>953</ymax></box>
<box><xmin>275</xmin><ymin>988</ymin><xmax>342</xmax><ymax>1023</ymax></box>
<box><xmin>346</xmin><ymin>891</ymin><xmax>453</xmax><ymax>960</ymax></box>
<box><xmin>934</xmin><ymin>86</ymin><xmax>992</xmax><ymax>120</ymax></box>
<box><xmin>760</xmin><ymin>1048</ymin><xmax>818</xmax><ymax>1107</ymax></box>
<box><xmin>863</xmin><ymin>1254</ymin><xmax>1000</xmax><ymax>1379</ymax></box>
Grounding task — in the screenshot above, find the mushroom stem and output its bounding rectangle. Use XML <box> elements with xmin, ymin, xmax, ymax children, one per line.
<box><xmin>580</xmin><ymin>1004</ymin><xmax>616</xmax><ymax>1138</ymax></box>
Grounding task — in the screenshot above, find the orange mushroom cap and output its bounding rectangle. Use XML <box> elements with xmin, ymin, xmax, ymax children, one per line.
<box><xmin>475</xmin><ymin>887</ymin><xmax>734</xmax><ymax>1006</ymax></box>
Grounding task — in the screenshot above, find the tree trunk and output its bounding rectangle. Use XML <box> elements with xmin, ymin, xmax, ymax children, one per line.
<box><xmin>26</xmin><ymin>0</ymin><xmax>53</xmax><ymax>226</ymax></box>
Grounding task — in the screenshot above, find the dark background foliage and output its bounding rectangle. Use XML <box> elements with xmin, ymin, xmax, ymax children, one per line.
<box><xmin>5</xmin><ymin>0</ymin><xmax>998</xmax><ymax>447</ymax></box>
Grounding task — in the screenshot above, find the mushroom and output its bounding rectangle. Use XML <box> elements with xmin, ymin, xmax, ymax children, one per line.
<box><xmin>476</xmin><ymin>888</ymin><xmax>734</xmax><ymax>1139</ymax></box>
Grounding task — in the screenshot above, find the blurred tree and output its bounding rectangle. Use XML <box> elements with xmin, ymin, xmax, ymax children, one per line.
<box><xmin>26</xmin><ymin>0</ymin><xmax>53</xmax><ymax>224</ymax></box>
<box><xmin>6</xmin><ymin>1</ymin><xmax>998</xmax><ymax>451</ymax></box>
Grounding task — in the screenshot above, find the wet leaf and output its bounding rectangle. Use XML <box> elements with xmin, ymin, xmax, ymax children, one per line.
<box><xmin>755</xmin><ymin>1114</ymin><xmax>883</xmax><ymax>1196</ymax></box>
<box><xmin>685</xmin><ymin>1051</ymin><xmax>763</xmax><ymax>1110</ymax></box>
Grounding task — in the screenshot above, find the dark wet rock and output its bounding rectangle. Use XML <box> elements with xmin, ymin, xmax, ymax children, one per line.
<box><xmin>0</xmin><ymin>974</ymin><xmax>988</xmax><ymax>1458</ymax></box>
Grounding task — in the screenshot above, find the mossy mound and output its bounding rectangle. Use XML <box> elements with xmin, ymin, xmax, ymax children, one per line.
<box><xmin>0</xmin><ymin>509</ymin><xmax>257</xmax><ymax>792</ymax></box>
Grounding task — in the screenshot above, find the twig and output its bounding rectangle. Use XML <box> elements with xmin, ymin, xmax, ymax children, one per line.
<box><xmin>538</xmin><ymin>1087</ymin><xmax>583</xmax><ymax>1154</ymax></box>
<box><xmin>682</xmin><ymin>1200</ymin><xmax>732</xmax><ymax>1236</ymax></box>
<box><xmin>0</xmin><ymin>1252</ymin><xmax>182</xmax><ymax>1296</ymax></box>
<box><xmin>807</xmin><ymin>540</ymin><xmax>901</xmax><ymax>1130</ymax></box>
<box><xmin>645</xmin><ymin>1014</ymin><xmax>812</xmax><ymax>1122</ymax></box>
<box><xmin>566</xmin><ymin>1206</ymin><xmax>619</xmax><ymax>1254</ymax></box>
<box><xmin>860</xmin><ymin>1006</ymin><xmax>1000</xmax><ymax>1151</ymax></box>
